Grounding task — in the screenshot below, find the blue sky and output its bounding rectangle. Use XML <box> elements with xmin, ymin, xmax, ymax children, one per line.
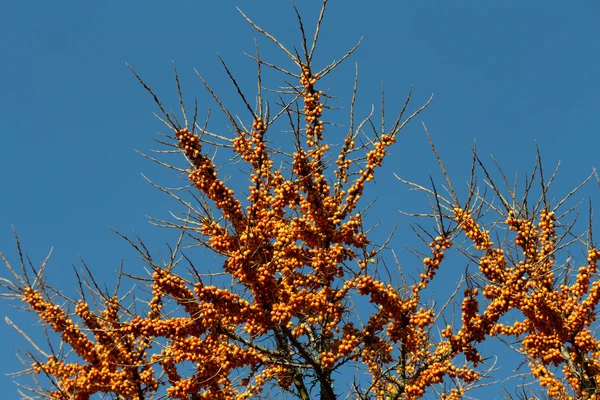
<box><xmin>1</xmin><ymin>0</ymin><xmax>599</xmax><ymax>398</ymax></box>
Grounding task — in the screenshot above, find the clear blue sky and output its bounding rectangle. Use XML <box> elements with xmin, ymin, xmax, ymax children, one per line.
<box><xmin>1</xmin><ymin>1</ymin><xmax>599</xmax><ymax>398</ymax></box>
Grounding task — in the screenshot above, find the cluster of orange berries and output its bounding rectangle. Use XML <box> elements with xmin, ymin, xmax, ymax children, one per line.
<box><xmin>408</xmin><ymin>308</ymin><xmax>434</xmax><ymax>329</ymax></box>
<box><xmin>292</xmin><ymin>147</ymin><xmax>310</xmax><ymax>177</ymax></box>
<box><xmin>174</xmin><ymin>127</ymin><xmax>245</xmax><ymax>229</ymax></box>
<box><xmin>530</xmin><ymin>361</ymin><xmax>567</xmax><ymax>398</ymax></box>
<box><xmin>419</xmin><ymin>236</ymin><xmax>451</xmax><ymax>286</ymax></box>
<box><xmin>340</xmin><ymin>135</ymin><xmax>398</xmax><ymax>221</ymax></box>
<box><xmin>300</xmin><ymin>65</ymin><xmax>324</xmax><ymax>145</ymax></box>
<box><xmin>188</xmin><ymin>164</ymin><xmax>243</xmax><ymax>225</ymax></box>
<box><xmin>460</xmin><ymin>288</ymin><xmax>480</xmax><ymax>327</ymax></box>
<box><xmin>252</xmin><ymin>117</ymin><xmax>265</xmax><ymax>133</ymax></box>
<box><xmin>403</xmin><ymin>361</ymin><xmax>452</xmax><ymax>398</ymax></box>
<box><xmin>355</xmin><ymin>275</ymin><xmax>407</xmax><ymax>316</ymax></box>
<box><xmin>166</xmin><ymin>376</ymin><xmax>203</xmax><ymax>399</ymax></box>
<box><xmin>506</xmin><ymin>211</ymin><xmax>539</xmax><ymax>258</ymax></box>
<box><xmin>270</xmin><ymin>178</ymin><xmax>298</xmax><ymax>213</ymax></box>
<box><xmin>538</xmin><ymin>209</ymin><xmax>556</xmax><ymax>256</ymax></box>
<box><xmin>24</xmin><ymin>286</ymin><xmax>163</xmax><ymax>399</ymax></box>
<box><xmin>477</xmin><ymin>248</ymin><xmax>507</xmax><ymax>283</ymax></box>
<box><xmin>342</xmin><ymin>178</ymin><xmax>366</xmax><ymax>219</ymax></box>
<box><xmin>240</xmin><ymin>117</ymin><xmax>271</xmax><ymax>172</ymax></box>
<box><xmin>448</xmin><ymin>363</ymin><xmax>479</xmax><ymax>383</ymax></box>
<box><xmin>440</xmin><ymin>388</ymin><xmax>465</xmax><ymax>400</ymax></box>
<box><xmin>366</xmin><ymin>135</ymin><xmax>395</xmax><ymax>170</ymax></box>
<box><xmin>152</xmin><ymin>269</ymin><xmax>197</xmax><ymax>313</ymax></box>
<box><xmin>158</xmin><ymin>336</ymin><xmax>263</xmax><ymax>398</ymax></box>
<box><xmin>333</xmin><ymin>213</ymin><xmax>366</xmax><ymax>249</ymax></box>
<box><xmin>491</xmin><ymin>320</ymin><xmax>527</xmax><ymax>337</ymax></box>
<box><xmin>361</xmin><ymin>136</ymin><xmax>395</xmax><ymax>186</ymax></box>
<box><xmin>270</xmin><ymin>300</ymin><xmax>293</xmax><ymax>325</ymax></box>
<box><xmin>175</xmin><ymin>128</ymin><xmax>202</xmax><ymax>160</ymax></box>
<box><xmin>361</xmin><ymin>338</ymin><xmax>394</xmax><ymax>374</ymax></box>
<box><xmin>233</xmin><ymin>134</ymin><xmax>253</xmax><ymax>163</ymax></box>
<box><xmin>454</xmin><ymin>207</ymin><xmax>493</xmax><ymax>250</ymax></box>
<box><xmin>335</xmin><ymin>135</ymin><xmax>356</xmax><ymax>184</ymax></box>
<box><xmin>492</xmin><ymin>242</ymin><xmax>600</xmax><ymax>396</ymax></box>
<box><xmin>24</xmin><ymin>288</ymin><xmax>98</xmax><ymax>364</ymax></box>
<box><xmin>569</xmin><ymin>248</ymin><xmax>600</xmax><ymax>306</ymax></box>
<box><xmin>334</xmin><ymin>332</ymin><xmax>361</xmax><ymax>359</ymax></box>
<box><xmin>320</xmin><ymin>351</ymin><xmax>337</xmax><ymax>369</ymax></box>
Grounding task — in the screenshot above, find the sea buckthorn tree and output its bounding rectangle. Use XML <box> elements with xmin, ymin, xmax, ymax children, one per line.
<box><xmin>2</xmin><ymin>1</ymin><xmax>600</xmax><ymax>399</ymax></box>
